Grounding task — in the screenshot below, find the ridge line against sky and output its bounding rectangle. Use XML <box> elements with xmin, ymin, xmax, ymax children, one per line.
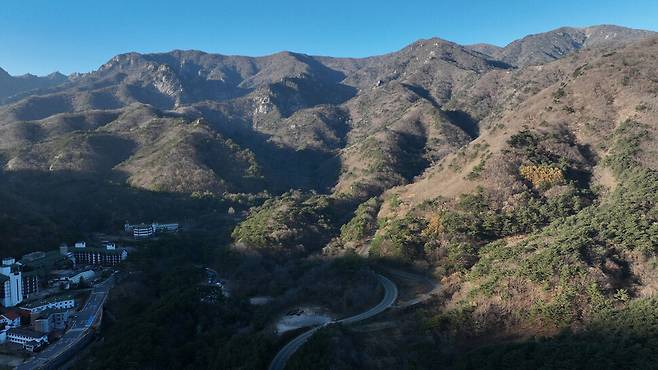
<box><xmin>1</xmin><ymin>0</ymin><xmax>658</xmax><ymax>76</ymax></box>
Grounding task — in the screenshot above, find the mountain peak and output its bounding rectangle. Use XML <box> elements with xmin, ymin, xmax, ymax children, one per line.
<box><xmin>580</xmin><ymin>24</ymin><xmax>657</xmax><ymax>46</ymax></box>
<box><xmin>0</xmin><ymin>66</ymin><xmax>10</xmax><ymax>79</ymax></box>
<box><xmin>489</xmin><ymin>24</ymin><xmax>656</xmax><ymax>66</ymax></box>
<box><xmin>46</xmin><ymin>71</ymin><xmax>67</xmax><ymax>79</ymax></box>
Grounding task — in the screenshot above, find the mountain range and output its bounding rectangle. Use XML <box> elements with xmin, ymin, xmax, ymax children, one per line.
<box><xmin>4</xmin><ymin>23</ymin><xmax>658</xmax><ymax>369</ymax></box>
<box><xmin>0</xmin><ymin>67</ymin><xmax>67</xmax><ymax>102</ymax></box>
<box><xmin>0</xmin><ymin>24</ymin><xmax>652</xmax><ymax>198</ymax></box>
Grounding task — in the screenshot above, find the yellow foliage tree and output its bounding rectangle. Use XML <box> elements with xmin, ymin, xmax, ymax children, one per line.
<box><xmin>519</xmin><ymin>165</ymin><xmax>564</xmax><ymax>188</ymax></box>
<box><xmin>423</xmin><ymin>214</ymin><xmax>444</xmax><ymax>238</ymax></box>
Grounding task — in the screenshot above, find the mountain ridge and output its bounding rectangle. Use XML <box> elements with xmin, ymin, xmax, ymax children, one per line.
<box><xmin>486</xmin><ymin>24</ymin><xmax>656</xmax><ymax>66</ymax></box>
<box><xmin>0</xmin><ymin>25</ymin><xmax>654</xmax><ymax>199</ymax></box>
<box><xmin>0</xmin><ymin>67</ymin><xmax>69</xmax><ymax>102</ymax></box>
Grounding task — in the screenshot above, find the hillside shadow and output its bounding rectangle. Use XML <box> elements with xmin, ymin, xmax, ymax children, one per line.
<box><xmin>290</xmin><ymin>52</ymin><xmax>350</xmax><ymax>85</ymax></box>
<box><xmin>225</xmin><ymin>127</ymin><xmax>342</xmax><ymax>194</ymax></box>
<box><xmin>397</xmin><ymin>129</ymin><xmax>430</xmax><ymax>182</ymax></box>
<box><xmin>453</xmin><ymin>324</ymin><xmax>658</xmax><ymax>370</ymax></box>
<box><xmin>445</xmin><ymin>109</ymin><xmax>480</xmax><ymax>139</ymax></box>
<box><xmin>401</xmin><ymin>84</ymin><xmax>480</xmax><ymax>139</ymax></box>
<box><xmin>267</xmin><ymin>76</ymin><xmax>357</xmax><ymax>118</ymax></box>
<box><xmin>0</xmin><ymin>169</ymin><xmax>240</xmax><ymax>256</ymax></box>
<box><xmin>571</xmin><ymin>142</ymin><xmax>596</xmax><ymax>188</ymax></box>
<box><xmin>402</xmin><ymin>83</ymin><xmax>441</xmax><ymax>108</ymax></box>
<box><xmin>192</xmin><ymin>107</ymin><xmax>344</xmax><ymax>194</ymax></box>
<box><xmin>85</xmin><ymin>133</ymin><xmax>137</xmax><ymax>174</ymax></box>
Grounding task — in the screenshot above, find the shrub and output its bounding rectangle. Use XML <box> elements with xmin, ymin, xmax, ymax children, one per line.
<box><xmin>371</xmin><ymin>216</ymin><xmax>427</xmax><ymax>260</ymax></box>
<box><xmin>465</xmin><ymin>158</ymin><xmax>487</xmax><ymax>180</ymax></box>
<box><xmin>552</xmin><ymin>87</ymin><xmax>566</xmax><ymax>102</ymax></box>
<box><xmin>340</xmin><ymin>197</ymin><xmax>381</xmax><ymax>242</ymax></box>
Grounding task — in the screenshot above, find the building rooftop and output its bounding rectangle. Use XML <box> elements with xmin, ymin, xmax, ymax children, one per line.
<box><xmin>2</xmin><ymin>311</ymin><xmax>20</xmax><ymax>320</ymax></box>
<box><xmin>7</xmin><ymin>327</ymin><xmax>47</xmax><ymax>338</ymax></box>
<box><xmin>21</xmin><ymin>251</ymin><xmax>47</xmax><ymax>262</ymax></box>
<box><xmin>37</xmin><ymin>307</ymin><xmax>70</xmax><ymax>317</ymax></box>
<box><xmin>51</xmin><ymin>269</ymin><xmax>93</xmax><ymax>279</ymax></box>
<box><xmin>72</xmin><ymin>246</ymin><xmax>126</xmax><ymax>255</ymax></box>
<box><xmin>19</xmin><ymin>251</ymin><xmax>67</xmax><ymax>270</ymax></box>
<box><xmin>20</xmin><ymin>295</ymin><xmax>74</xmax><ymax>309</ymax></box>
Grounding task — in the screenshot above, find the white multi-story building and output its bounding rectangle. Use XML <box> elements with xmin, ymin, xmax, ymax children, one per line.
<box><xmin>7</xmin><ymin>328</ymin><xmax>48</xmax><ymax>346</ymax></box>
<box><xmin>71</xmin><ymin>242</ymin><xmax>128</xmax><ymax>266</ymax></box>
<box><xmin>126</xmin><ymin>221</ymin><xmax>179</xmax><ymax>238</ymax></box>
<box><xmin>152</xmin><ymin>223</ymin><xmax>179</xmax><ymax>233</ymax></box>
<box><xmin>132</xmin><ymin>224</ymin><xmax>155</xmax><ymax>238</ymax></box>
<box><xmin>0</xmin><ymin>258</ymin><xmax>23</xmax><ymax>307</ymax></box>
<box><xmin>20</xmin><ymin>295</ymin><xmax>75</xmax><ymax>314</ymax></box>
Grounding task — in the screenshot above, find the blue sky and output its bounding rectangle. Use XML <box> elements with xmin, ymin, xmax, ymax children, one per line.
<box><xmin>1</xmin><ymin>0</ymin><xmax>657</xmax><ymax>76</ymax></box>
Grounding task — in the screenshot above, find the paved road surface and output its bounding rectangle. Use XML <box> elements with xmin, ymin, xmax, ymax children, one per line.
<box><xmin>336</xmin><ymin>275</ymin><xmax>398</xmax><ymax>324</ymax></box>
<box><xmin>16</xmin><ymin>277</ymin><xmax>114</xmax><ymax>370</ymax></box>
<box><xmin>268</xmin><ymin>274</ymin><xmax>398</xmax><ymax>370</ymax></box>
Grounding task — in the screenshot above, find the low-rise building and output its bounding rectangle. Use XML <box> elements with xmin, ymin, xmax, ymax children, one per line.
<box><xmin>20</xmin><ymin>295</ymin><xmax>75</xmax><ymax>314</ymax></box>
<box><xmin>32</xmin><ymin>307</ymin><xmax>71</xmax><ymax>333</ymax></box>
<box><xmin>68</xmin><ymin>270</ymin><xmax>95</xmax><ymax>285</ymax></box>
<box><xmin>0</xmin><ymin>311</ymin><xmax>21</xmax><ymax>328</ymax></box>
<box><xmin>152</xmin><ymin>223</ymin><xmax>179</xmax><ymax>233</ymax></box>
<box><xmin>32</xmin><ymin>317</ymin><xmax>51</xmax><ymax>334</ymax></box>
<box><xmin>49</xmin><ymin>269</ymin><xmax>96</xmax><ymax>289</ymax></box>
<box><xmin>7</xmin><ymin>327</ymin><xmax>48</xmax><ymax>347</ymax></box>
<box><xmin>24</xmin><ymin>340</ymin><xmax>43</xmax><ymax>352</ymax></box>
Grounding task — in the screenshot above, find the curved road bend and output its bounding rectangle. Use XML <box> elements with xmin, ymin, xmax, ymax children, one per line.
<box><xmin>268</xmin><ymin>274</ymin><xmax>398</xmax><ymax>370</ymax></box>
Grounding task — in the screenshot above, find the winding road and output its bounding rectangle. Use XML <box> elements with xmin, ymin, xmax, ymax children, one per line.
<box><xmin>268</xmin><ymin>274</ymin><xmax>398</xmax><ymax>370</ymax></box>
